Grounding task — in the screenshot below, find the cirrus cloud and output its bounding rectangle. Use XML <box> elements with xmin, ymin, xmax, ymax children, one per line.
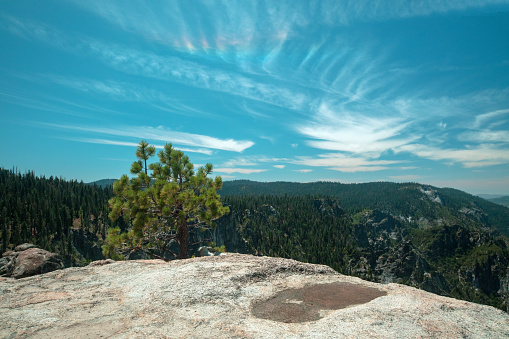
<box><xmin>214</xmin><ymin>168</ymin><xmax>267</xmax><ymax>174</ymax></box>
<box><xmin>37</xmin><ymin>122</ymin><xmax>254</xmax><ymax>153</ymax></box>
<box><xmin>292</xmin><ymin>153</ymin><xmax>400</xmax><ymax>173</ymax></box>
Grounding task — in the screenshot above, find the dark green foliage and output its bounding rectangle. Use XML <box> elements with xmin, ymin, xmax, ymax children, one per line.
<box><xmin>106</xmin><ymin>141</ymin><xmax>229</xmax><ymax>260</ymax></box>
<box><xmin>218</xmin><ymin>194</ymin><xmax>509</xmax><ymax>311</ymax></box>
<box><xmin>221</xmin><ymin>195</ymin><xmax>360</xmax><ymax>273</ymax></box>
<box><xmin>220</xmin><ymin>180</ymin><xmax>509</xmax><ymax>236</ymax></box>
<box><xmin>408</xmin><ymin>225</ymin><xmax>509</xmax><ymax>310</ymax></box>
<box><xmin>0</xmin><ymin>168</ymin><xmax>116</xmax><ymax>265</ymax></box>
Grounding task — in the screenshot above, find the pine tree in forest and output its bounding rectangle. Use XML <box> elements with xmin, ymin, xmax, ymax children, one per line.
<box><xmin>134</xmin><ymin>140</ymin><xmax>156</xmax><ymax>177</ymax></box>
<box><xmin>105</xmin><ymin>141</ymin><xmax>229</xmax><ymax>260</ymax></box>
<box><xmin>0</xmin><ymin>167</ymin><xmax>115</xmax><ymax>262</ymax></box>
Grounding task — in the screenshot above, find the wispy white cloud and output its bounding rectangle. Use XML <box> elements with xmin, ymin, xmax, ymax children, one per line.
<box><xmin>292</xmin><ymin>153</ymin><xmax>399</xmax><ymax>173</ymax></box>
<box><xmin>222</xmin><ymin>152</ymin><xmax>400</xmax><ymax>173</ymax></box>
<box><xmin>45</xmin><ymin>76</ymin><xmax>153</xmax><ymax>101</ymax></box>
<box><xmin>474</xmin><ymin>109</ymin><xmax>509</xmax><ymax>129</ymax></box>
<box><xmin>1</xmin><ymin>13</ymin><xmax>311</xmax><ymax>113</ymax></box>
<box><xmin>260</xmin><ymin>136</ymin><xmax>275</xmax><ymax>143</ymax></box>
<box><xmin>82</xmin><ymin>39</ymin><xmax>310</xmax><ymax>112</ymax></box>
<box><xmin>391</xmin><ymin>90</ymin><xmax>509</xmax><ymax>124</ymax></box>
<box><xmin>214</xmin><ymin>168</ymin><xmax>267</xmax><ymax>174</ymax></box>
<box><xmin>293</xmin><ymin>169</ymin><xmax>312</xmax><ymax>173</ymax></box>
<box><xmin>48</xmin><ymin>97</ymin><xmax>129</xmax><ymax>117</ymax></box>
<box><xmin>1</xmin><ymin>71</ymin><xmax>132</xmax><ymax>117</ymax></box>
<box><xmin>0</xmin><ymin>14</ymin><xmax>72</xmax><ymax>49</ymax></box>
<box><xmin>297</xmin><ymin>102</ymin><xmax>418</xmax><ymax>155</ymax></box>
<box><xmin>383</xmin><ymin>105</ymin><xmax>509</xmax><ymax>168</ymax></box>
<box><xmin>296</xmin><ymin>86</ymin><xmax>509</xmax><ymax>170</ymax></box>
<box><xmin>70</xmin><ymin>1</ymin><xmax>507</xmax><ymax>48</ymax></box>
<box><xmin>40</xmin><ymin>75</ymin><xmax>217</xmax><ymax>118</ymax></box>
<box><xmin>238</xmin><ymin>101</ymin><xmax>270</xmax><ymax>119</ymax></box>
<box><xmin>38</xmin><ymin>122</ymin><xmax>254</xmax><ymax>153</ymax></box>
<box><xmin>318</xmin><ymin>0</ymin><xmax>509</xmax><ymax>24</ymax></box>
<box><xmin>221</xmin><ymin>155</ymin><xmax>289</xmax><ymax>168</ymax></box>
<box><xmin>459</xmin><ymin>130</ymin><xmax>509</xmax><ymax>143</ymax></box>
<box><xmin>5</xmin><ymin>2</ymin><xmax>397</xmax><ymax>125</ymax></box>
<box><xmin>69</xmin><ymin>138</ymin><xmax>213</xmax><ymax>155</ymax></box>
<box><xmin>4</xmin><ymin>2</ymin><xmax>509</xmax><ymax>185</ymax></box>
<box><xmin>64</xmin><ymin>0</ymin><xmax>506</xmax><ymax>123</ymax></box>
<box><xmin>396</xmin><ymin>144</ymin><xmax>509</xmax><ymax>168</ymax></box>
<box><xmin>65</xmin><ymin>0</ymin><xmax>509</xmax><ymax>110</ymax></box>
<box><xmin>0</xmin><ymin>89</ymin><xmax>91</xmax><ymax>118</ymax></box>
<box><xmin>221</xmin><ymin>158</ymin><xmax>259</xmax><ymax>167</ymax></box>
<box><xmin>458</xmin><ymin>108</ymin><xmax>509</xmax><ymax>143</ymax></box>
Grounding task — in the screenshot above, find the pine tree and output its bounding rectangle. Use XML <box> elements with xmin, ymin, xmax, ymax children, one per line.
<box><xmin>133</xmin><ymin>139</ymin><xmax>156</xmax><ymax>177</ymax></box>
<box><xmin>106</xmin><ymin>141</ymin><xmax>229</xmax><ymax>259</ymax></box>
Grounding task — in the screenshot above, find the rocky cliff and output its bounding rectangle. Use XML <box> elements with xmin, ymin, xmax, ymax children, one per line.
<box><xmin>1</xmin><ymin>254</ymin><xmax>508</xmax><ymax>338</ymax></box>
<box><xmin>212</xmin><ymin>199</ymin><xmax>509</xmax><ymax>311</ymax></box>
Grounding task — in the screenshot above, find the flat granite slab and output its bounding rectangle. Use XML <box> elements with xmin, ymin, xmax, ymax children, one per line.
<box><xmin>0</xmin><ymin>254</ymin><xmax>508</xmax><ymax>338</ymax></box>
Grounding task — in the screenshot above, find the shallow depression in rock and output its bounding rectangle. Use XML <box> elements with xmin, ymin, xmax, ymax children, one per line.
<box><xmin>251</xmin><ymin>282</ymin><xmax>387</xmax><ymax>323</ymax></box>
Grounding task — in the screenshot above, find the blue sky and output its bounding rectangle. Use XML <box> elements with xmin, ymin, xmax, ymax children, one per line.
<box><xmin>1</xmin><ymin>1</ymin><xmax>509</xmax><ymax>195</ymax></box>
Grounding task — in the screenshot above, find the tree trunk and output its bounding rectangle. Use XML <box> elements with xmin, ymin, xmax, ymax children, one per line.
<box><xmin>177</xmin><ymin>221</ymin><xmax>189</xmax><ymax>259</ymax></box>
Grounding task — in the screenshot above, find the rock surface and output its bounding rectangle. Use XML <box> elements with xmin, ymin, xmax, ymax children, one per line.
<box><xmin>14</xmin><ymin>243</ymin><xmax>36</xmax><ymax>252</ymax></box>
<box><xmin>0</xmin><ymin>254</ymin><xmax>508</xmax><ymax>338</ymax></box>
<box><xmin>1</xmin><ymin>245</ymin><xmax>64</xmax><ymax>279</ymax></box>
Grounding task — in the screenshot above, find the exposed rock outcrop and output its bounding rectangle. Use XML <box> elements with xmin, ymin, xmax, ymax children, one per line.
<box><xmin>1</xmin><ymin>254</ymin><xmax>507</xmax><ymax>338</ymax></box>
<box><xmin>0</xmin><ymin>244</ymin><xmax>63</xmax><ymax>279</ymax></box>
<box><xmin>212</xmin><ymin>200</ymin><xmax>509</xmax><ymax>310</ymax></box>
<box><xmin>0</xmin><ymin>251</ymin><xmax>17</xmax><ymax>276</ymax></box>
<box><xmin>71</xmin><ymin>229</ymin><xmax>104</xmax><ymax>262</ymax></box>
<box><xmin>200</xmin><ymin>207</ymin><xmax>250</xmax><ymax>254</ymax></box>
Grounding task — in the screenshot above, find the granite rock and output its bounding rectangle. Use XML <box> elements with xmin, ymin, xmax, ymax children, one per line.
<box><xmin>0</xmin><ymin>254</ymin><xmax>507</xmax><ymax>338</ymax></box>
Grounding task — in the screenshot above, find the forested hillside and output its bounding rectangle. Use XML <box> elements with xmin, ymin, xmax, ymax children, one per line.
<box><xmin>0</xmin><ymin>169</ymin><xmax>119</xmax><ymax>265</ymax></box>
<box><xmin>220</xmin><ymin>180</ymin><xmax>509</xmax><ymax>237</ymax></box>
<box><xmin>3</xmin><ymin>172</ymin><xmax>509</xmax><ymax>311</ymax></box>
<box><xmin>218</xmin><ymin>195</ymin><xmax>509</xmax><ymax>311</ymax></box>
<box><xmin>219</xmin><ymin>195</ymin><xmax>359</xmax><ymax>266</ymax></box>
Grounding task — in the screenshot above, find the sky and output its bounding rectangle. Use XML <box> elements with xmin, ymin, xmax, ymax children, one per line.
<box><xmin>1</xmin><ymin>1</ymin><xmax>509</xmax><ymax>195</ymax></box>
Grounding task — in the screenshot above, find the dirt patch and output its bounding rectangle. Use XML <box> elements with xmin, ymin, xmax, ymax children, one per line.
<box><xmin>251</xmin><ymin>282</ymin><xmax>387</xmax><ymax>323</ymax></box>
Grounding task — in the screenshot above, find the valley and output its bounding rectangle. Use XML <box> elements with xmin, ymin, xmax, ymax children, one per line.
<box><xmin>1</xmin><ymin>170</ymin><xmax>509</xmax><ymax>311</ymax></box>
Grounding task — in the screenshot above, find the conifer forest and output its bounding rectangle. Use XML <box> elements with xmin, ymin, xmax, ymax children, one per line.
<box><xmin>1</xmin><ymin>169</ymin><xmax>509</xmax><ymax>311</ymax></box>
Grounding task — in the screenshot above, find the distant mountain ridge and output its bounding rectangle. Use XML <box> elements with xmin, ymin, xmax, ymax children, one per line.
<box><xmin>219</xmin><ymin>180</ymin><xmax>509</xmax><ymax>237</ymax></box>
<box><xmin>87</xmin><ymin>179</ymin><xmax>117</xmax><ymax>188</ymax></box>
<box><xmin>488</xmin><ymin>196</ymin><xmax>509</xmax><ymax>208</ymax></box>
<box><xmin>88</xmin><ymin>178</ymin><xmax>509</xmax><ymax>236</ymax></box>
<box><xmin>478</xmin><ymin>194</ymin><xmax>507</xmax><ymax>200</ymax></box>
